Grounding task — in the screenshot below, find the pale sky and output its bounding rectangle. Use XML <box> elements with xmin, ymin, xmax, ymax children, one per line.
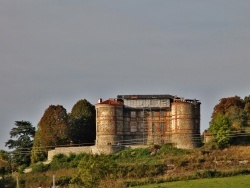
<box><xmin>1</xmin><ymin>1</ymin><xmax>250</xmax><ymax>150</ymax></box>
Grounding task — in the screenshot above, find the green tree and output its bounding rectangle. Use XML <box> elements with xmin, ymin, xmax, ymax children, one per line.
<box><xmin>244</xmin><ymin>95</ymin><xmax>250</xmax><ymax>126</ymax></box>
<box><xmin>71</xmin><ymin>155</ymin><xmax>117</xmax><ymax>188</ymax></box>
<box><xmin>31</xmin><ymin>105</ymin><xmax>69</xmax><ymax>163</ymax></box>
<box><xmin>208</xmin><ymin>96</ymin><xmax>250</xmax><ymax>148</ymax></box>
<box><xmin>5</xmin><ymin>121</ymin><xmax>35</xmax><ymax>167</ymax></box>
<box><xmin>209</xmin><ymin>113</ymin><xmax>231</xmax><ymax>148</ymax></box>
<box><xmin>31</xmin><ymin>130</ymin><xmax>47</xmax><ymax>163</ymax></box>
<box><xmin>68</xmin><ymin>99</ymin><xmax>96</xmax><ymax>145</ymax></box>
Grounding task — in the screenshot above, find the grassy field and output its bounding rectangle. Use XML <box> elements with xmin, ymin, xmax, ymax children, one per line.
<box><xmin>133</xmin><ymin>174</ymin><xmax>250</xmax><ymax>188</ymax></box>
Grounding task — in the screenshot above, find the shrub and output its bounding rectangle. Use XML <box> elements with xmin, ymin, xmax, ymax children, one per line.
<box><xmin>55</xmin><ymin>176</ymin><xmax>71</xmax><ymax>186</ymax></box>
<box><xmin>71</xmin><ymin>154</ymin><xmax>118</xmax><ymax>188</ymax></box>
<box><xmin>31</xmin><ymin>162</ymin><xmax>49</xmax><ymax>173</ymax></box>
<box><xmin>18</xmin><ymin>165</ymin><xmax>27</xmax><ymax>174</ymax></box>
<box><xmin>111</xmin><ymin>147</ymin><xmax>150</xmax><ymax>163</ymax></box>
<box><xmin>69</xmin><ymin>153</ymin><xmax>85</xmax><ymax>168</ymax></box>
<box><xmin>0</xmin><ymin>175</ymin><xmax>15</xmax><ymax>188</ymax></box>
<box><xmin>50</xmin><ymin>154</ymin><xmax>69</xmax><ymax>170</ymax></box>
<box><xmin>164</xmin><ymin>144</ymin><xmax>189</xmax><ymax>154</ymax></box>
<box><xmin>195</xmin><ymin>170</ymin><xmax>221</xmax><ymax>178</ymax></box>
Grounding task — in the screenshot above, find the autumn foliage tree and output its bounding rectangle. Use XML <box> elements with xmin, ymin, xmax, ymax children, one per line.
<box><xmin>68</xmin><ymin>99</ymin><xmax>96</xmax><ymax>145</ymax></box>
<box><xmin>31</xmin><ymin>105</ymin><xmax>70</xmax><ymax>163</ymax></box>
<box><xmin>208</xmin><ymin>96</ymin><xmax>248</xmax><ymax>148</ymax></box>
<box><xmin>211</xmin><ymin>96</ymin><xmax>247</xmax><ymax>131</ymax></box>
<box><xmin>244</xmin><ymin>95</ymin><xmax>250</xmax><ymax>126</ymax></box>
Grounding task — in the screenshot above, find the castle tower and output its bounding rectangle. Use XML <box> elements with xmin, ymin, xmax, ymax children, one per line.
<box><xmin>171</xmin><ymin>99</ymin><xmax>201</xmax><ymax>149</ymax></box>
<box><xmin>95</xmin><ymin>99</ymin><xmax>124</xmax><ymax>146</ymax></box>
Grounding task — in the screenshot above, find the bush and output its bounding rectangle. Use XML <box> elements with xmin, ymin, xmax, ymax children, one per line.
<box><xmin>55</xmin><ymin>176</ymin><xmax>71</xmax><ymax>186</ymax></box>
<box><xmin>195</xmin><ymin>170</ymin><xmax>221</xmax><ymax>178</ymax></box>
<box><xmin>50</xmin><ymin>154</ymin><xmax>69</xmax><ymax>170</ymax></box>
<box><xmin>69</xmin><ymin>153</ymin><xmax>85</xmax><ymax>168</ymax></box>
<box><xmin>49</xmin><ymin>153</ymin><xmax>86</xmax><ymax>170</ymax></box>
<box><xmin>0</xmin><ymin>175</ymin><xmax>16</xmax><ymax>188</ymax></box>
<box><xmin>18</xmin><ymin>165</ymin><xmax>27</xmax><ymax>174</ymax></box>
<box><xmin>111</xmin><ymin>147</ymin><xmax>150</xmax><ymax>163</ymax></box>
<box><xmin>71</xmin><ymin>154</ymin><xmax>118</xmax><ymax>188</ymax></box>
<box><xmin>31</xmin><ymin>162</ymin><xmax>49</xmax><ymax>173</ymax></box>
<box><xmin>158</xmin><ymin>144</ymin><xmax>190</xmax><ymax>156</ymax></box>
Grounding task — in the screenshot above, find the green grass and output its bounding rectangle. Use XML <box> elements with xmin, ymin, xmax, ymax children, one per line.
<box><xmin>133</xmin><ymin>174</ymin><xmax>250</xmax><ymax>188</ymax></box>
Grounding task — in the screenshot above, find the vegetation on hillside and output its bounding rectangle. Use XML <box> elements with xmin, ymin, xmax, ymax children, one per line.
<box><xmin>14</xmin><ymin>145</ymin><xmax>250</xmax><ymax>187</ymax></box>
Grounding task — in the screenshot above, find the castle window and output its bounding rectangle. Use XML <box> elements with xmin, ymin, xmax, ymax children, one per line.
<box><xmin>131</xmin><ymin>111</ymin><xmax>136</xmax><ymax>118</ymax></box>
<box><xmin>151</xmin><ymin>111</ymin><xmax>155</xmax><ymax>117</ymax></box>
<box><xmin>139</xmin><ymin>111</ymin><xmax>144</xmax><ymax>117</ymax></box>
<box><xmin>160</xmin><ymin>122</ymin><xmax>165</xmax><ymax>132</ymax></box>
<box><xmin>131</xmin><ymin>122</ymin><xmax>137</xmax><ymax>132</ymax></box>
<box><xmin>160</xmin><ymin>111</ymin><xmax>165</xmax><ymax>117</ymax></box>
<box><xmin>152</xmin><ymin>123</ymin><xmax>155</xmax><ymax>132</ymax></box>
<box><xmin>140</xmin><ymin>122</ymin><xmax>145</xmax><ymax>132</ymax></box>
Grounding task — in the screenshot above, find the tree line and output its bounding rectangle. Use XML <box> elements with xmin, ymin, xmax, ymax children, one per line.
<box><xmin>1</xmin><ymin>99</ymin><xmax>95</xmax><ymax>172</ymax></box>
<box><xmin>1</xmin><ymin>95</ymin><xmax>250</xmax><ymax>174</ymax></box>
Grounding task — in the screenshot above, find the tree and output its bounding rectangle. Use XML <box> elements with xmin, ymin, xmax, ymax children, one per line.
<box><xmin>208</xmin><ymin>96</ymin><xmax>249</xmax><ymax>148</ymax></box>
<box><xmin>244</xmin><ymin>95</ymin><xmax>250</xmax><ymax>126</ymax></box>
<box><xmin>225</xmin><ymin>106</ymin><xmax>247</xmax><ymax>131</ymax></box>
<box><xmin>211</xmin><ymin>96</ymin><xmax>247</xmax><ymax>131</ymax></box>
<box><xmin>5</xmin><ymin>121</ymin><xmax>35</xmax><ymax>167</ymax></box>
<box><xmin>209</xmin><ymin>113</ymin><xmax>231</xmax><ymax>148</ymax></box>
<box><xmin>211</xmin><ymin>96</ymin><xmax>244</xmax><ymax>118</ymax></box>
<box><xmin>68</xmin><ymin>99</ymin><xmax>96</xmax><ymax>145</ymax></box>
<box><xmin>31</xmin><ymin>105</ymin><xmax>69</xmax><ymax>163</ymax></box>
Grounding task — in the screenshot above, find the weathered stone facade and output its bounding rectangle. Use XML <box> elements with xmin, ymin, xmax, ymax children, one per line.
<box><xmin>96</xmin><ymin>95</ymin><xmax>201</xmax><ymax>149</ymax></box>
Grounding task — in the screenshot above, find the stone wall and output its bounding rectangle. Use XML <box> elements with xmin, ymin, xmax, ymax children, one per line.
<box><xmin>47</xmin><ymin>146</ymin><xmax>92</xmax><ymax>161</ymax></box>
<box><xmin>47</xmin><ymin>145</ymin><xmax>125</xmax><ymax>161</ymax></box>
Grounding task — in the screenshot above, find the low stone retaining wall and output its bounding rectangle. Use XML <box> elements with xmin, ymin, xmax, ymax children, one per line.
<box><xmin>48</xmin><ymin>146</ymin><xmax>92</xmax><ymax>161</ymax></box>
<box><xmin>47</xmin><ymin>145</ymin><xmax>125</xmax><ymax>161</ymax></box>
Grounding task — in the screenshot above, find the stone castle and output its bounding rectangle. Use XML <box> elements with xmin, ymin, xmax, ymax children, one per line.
<box><xmin>48</xmin><ymin>94</ymin><xmax>201</xmax><ymax>160</ymax></box>
<box><xmin>96</xmin><ymin>94</ymin><xmax>201</xmax><ymax>149</ymax></box>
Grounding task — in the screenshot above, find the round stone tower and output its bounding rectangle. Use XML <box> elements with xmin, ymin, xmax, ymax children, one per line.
<box><xmin>171</xmin><ymin>99</ymin><xmax>201</xmax><ymax>149</ymax></box>
<box><xmin>95</xmin><ymin>99</ymin><xmax>124</xmax><ymax>146</ymax></box>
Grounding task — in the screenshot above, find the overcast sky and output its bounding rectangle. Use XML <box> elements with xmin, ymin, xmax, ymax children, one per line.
<box><xmin>1</xmin><ymin>1</ymin><xmax>250</xmax><ymax>150</ymax></box>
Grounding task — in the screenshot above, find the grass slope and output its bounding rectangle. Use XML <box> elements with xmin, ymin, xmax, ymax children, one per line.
<box><xmin>133</xmin><ymin>174</ymin><xmax>250</xmax><ymax>188</ymax></box>
<box><xmin>17</xmin><ymin>145</ymin><xmax>250</xmax><ymax>187</ymax></box>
